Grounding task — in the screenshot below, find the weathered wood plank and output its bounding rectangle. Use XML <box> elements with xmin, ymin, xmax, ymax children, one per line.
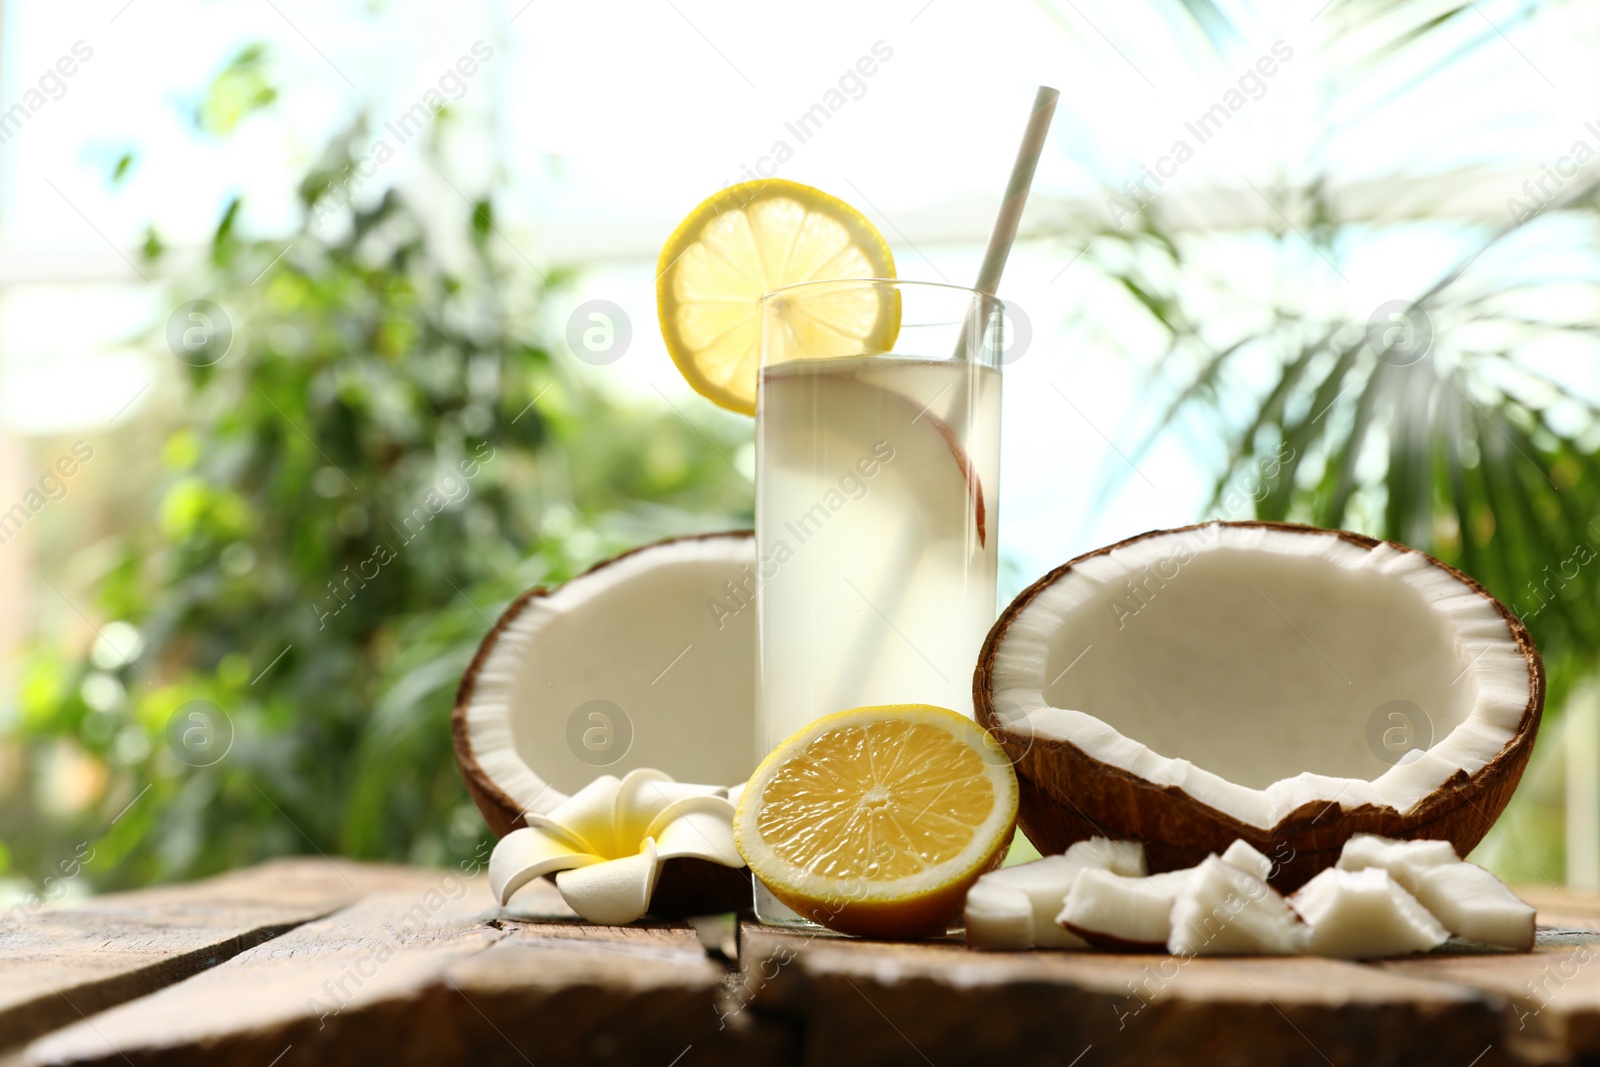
<box><xmin>22</xmin><ymin>876</ymin><xmax>789</xmax><ymax>1067</ymax></box>
<box><xmin>433</xmin><ymin>921</ymin><xmax>792</xmax><ymax>1066</ymax></box>
<box><xmin>18</xmin><ymin>868</ymin><xmax>1600</xmax><ymax>1067</ymax></box>
<box><xmin>737</xmin><ymin>925</ymin><xmax>1509</xmax><ymax>1067</ymax></box>
<box><xmin>1378</xmin><ymin>901</ymin><xmax>1600</xmax><ymax>1066</ymax></box>
<box><xmin>0</xmin><ymin>859</ymin><xmax>435</xmax><ymax>1053</ymax></box>
<box><xmin>728</xmin><ymin>892</ymin><xmax>1600</xmax><ymax>1066</ymax></box>
<box><xmin>20</xmin><ymin>873</ymin><xmax>515</xmax><ymax>1067</ymax></box>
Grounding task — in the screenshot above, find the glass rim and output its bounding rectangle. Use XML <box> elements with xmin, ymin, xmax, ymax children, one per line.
<box><xmin>759</xmin><ymin>276</ymin><xmax>1005</xmax><ymax>313</ymax></box>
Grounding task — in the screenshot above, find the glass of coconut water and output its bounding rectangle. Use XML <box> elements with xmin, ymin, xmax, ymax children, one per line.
<box><xmin>751</xmin><ymin>279</ymin><xmax>1004</xmax><ymax>926</ymax></box>
<box><xmin>755</xmin><ymin>279</ymin><xmax>1004</xmax><ymax>754</ymax></box>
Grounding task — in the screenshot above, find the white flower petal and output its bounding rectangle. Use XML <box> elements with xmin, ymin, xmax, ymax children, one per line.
<box><xmin>488</xmin><ymin>827</ymin><xmax>601</xmax><ymax>906</ymax></box>
<box><xmin>555</xmin><ymin>838</ymin><xmax>661</xmax><ymax>924</ymax></box>
<box><xmin>654</xmin><ymin>807</ymin><xmax>742</xmax><ymax>868</ymax></box>
<box><xmin>507</xmin><ymin>770</ymin><xmax>741</xmax><ymax>924</ymax></box>
<box><xmin>617</xmin><ymin>771</ymin><xmax>729</xmax><ymax>847</ymax></box>
<box><xmin>725</xmin><ymin>780</ymin><xmax>747</xmax><ymax>812</ymax></box>
<box><xmin>613</xmin><ymin>768</ymin><xmax>679</xmax><ymax>850</ymax></box>
<box><xmin>520</xmin><ymin>815</ymin><xmax>591</xmax><ymax>855</ymax></box>
<box><xmin>643</xmin><ymin>794</ymin><xmax>734</xmax><ymax>839</ymax></box>
<box><xmin>536</xmin><ymin>774</ymin><xmax>622</xmax><ymax>856</ymax></box>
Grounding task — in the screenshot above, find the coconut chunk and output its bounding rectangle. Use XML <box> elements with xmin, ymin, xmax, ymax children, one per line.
<box><xmin>1064</xmin><ymin>836</ymin><xmax>1147</xmax><ymax>878</ymax></box>
<box><xmin>1168</xmin><ymin>855</ymin><xmax>1310</xmax><ymax>956</ymax></box>
<box><xmin>964</xmin><ymin>838</ymin><xmax>1145</xmax><ymax>950</ymax></box>
<box><xmin>1398</xmin><ymin>862</ymin><xmax>1536</xmax><ymax>950</ymax></box>
<box><xmin>1338</xmin><ymin>834</ymin><xmax>1535</xmax><ymax>950</ymax></box>
<box><xmin>1415</xmin><ymin>862</ymin><xmax>1536</xmax><ymax>950</ymax></box>
<box><xmin>1292</xmin><ymin>867</ymin><xmax>1449</xmax><ymax>959</ymax></box>
<box><xmin>1220</xmin><ymin>839</ymin><xmax>1276</xmax><ymax>882</ymax></box>
<box><xmin>965</xmin><ymin>855</ymin><xmax>1090</xmax><ymax>950</ymax></box>
<box><xmin>963</xmin><ymin>883</ymin><xmax>1040</xmax><ymax>951</ymax></box>
<box><xmin>1339</xmin><ymin>834</ymin><xmax>1460</xmax><ymax>872</ymax></box>
<box><xmin>1058</xmin><ymin>867</ymin><xmax>1194</xmax><ymax>950</ymax></box>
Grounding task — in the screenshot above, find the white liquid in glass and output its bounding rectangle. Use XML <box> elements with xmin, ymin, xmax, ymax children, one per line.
<box><xmin>755</xmin><ymin>355</ymin><xmax>1001</xmax><ymax>757</ymax></box>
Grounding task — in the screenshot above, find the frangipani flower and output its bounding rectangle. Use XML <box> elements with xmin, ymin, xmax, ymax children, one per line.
<box><xmin>488</xmin><ymin>768</ymin><xmax>744</xmax><ymax>925</ymax></box>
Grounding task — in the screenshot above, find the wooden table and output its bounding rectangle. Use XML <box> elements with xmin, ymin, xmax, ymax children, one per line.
<box><xmin>4</xmin><ymin>860</ymin><xmax>1599</xmax><ymax>1066</ymax></box>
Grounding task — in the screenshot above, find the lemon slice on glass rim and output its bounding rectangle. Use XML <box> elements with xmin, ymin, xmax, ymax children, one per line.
<box><xmin>734</xmin><ymin>704</ymin><xmax>1018</xmax><ymax>939</ymax></box>
<box><xmin>656</xmin><ymin>179</ymin><xmax>899</xmax><ymax>416</ymax></box>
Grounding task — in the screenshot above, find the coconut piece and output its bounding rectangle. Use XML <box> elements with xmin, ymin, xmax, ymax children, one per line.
<box><xmin>1168</xmin><ymin>855</ymin><xmax>1310</xmax><ymax>956</ymax></box>
<box><xmin>1221</xmin><ymin>839</ymin><xmax>1275</xmax><ymax>882</ymax></box>
<box><xmin>1414</xmin><ymin>862</ymin><xmax>1537</xmax><ymax>951</ymax></box>
<box><xmin>454</xmin><ymin>532</ymin><xmax>758</xmax><ymax>835</ymax></box>
<box><xmin>1339</xmin><ymin>834</ymin><xmax>1460</xmax><ymax>872</ymax></box>
<box><xmin>1057</xmin><ymin>836</ymin><xmax>1300</xmax><ymax>952</ymax></box>
<box><xmin>1338</xmin><ymin>834</ymin><xmax>1534</xmax><ymax>950</ymax></box>
<box><xmin>1058</xmin><ymin>867</ymin><xmax>1194</xmax><ymax>950</ymax></box>
<box><xmin>454</xmin><ymin>533</ymin><xmax>757</xmax><ymax>916</ymax></box>
<box><xmin>976</xmin><ymin>522</ymin><xmax>1544</xmax><ymax>890</ymax></box>
<box><xmin>1292</xmin><ymin>867</ymin><xmax>1449</xmax><ymax>959</ymax></box>
<box><xmin>1065</xmin><ymin>836</ymin><xmax>1147</xmax><ymax>878</ymax></box>
<box><xmin>963</xmin><ymin>883</ymin><xmax>1039</xmax><ymax>951</ymax></box>
<box><xmin>964</xmin><ymin>837</ymin><xmax>1145</xmax><ymax>950</ymax></box>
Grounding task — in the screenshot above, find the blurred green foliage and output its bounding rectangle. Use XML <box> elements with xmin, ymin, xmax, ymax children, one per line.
<box><xmin>0</xmin><ymin>105</ymin><xmax>752</xmax><ymax>890</ymax></box>
<box><xmin>7</xmin><ymin>5</ymin><xmax>1598</xmax><ymax>897</ymax></box>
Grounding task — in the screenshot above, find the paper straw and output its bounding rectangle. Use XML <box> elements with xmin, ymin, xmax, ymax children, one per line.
<box><xmin>975</xmin><ymin>85</ymin><xmax>1059</xmax><ymax>297</ymax></box>
<box><xmin>952</xmin><ymin>86</ymin><xmax>1059</xmax><ymax>364</ymax></box>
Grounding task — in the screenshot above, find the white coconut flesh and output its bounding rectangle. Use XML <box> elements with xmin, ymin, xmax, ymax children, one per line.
<box><xmin>1058</xmin><ymin>867</ymin><xmax>1194</xmax><ymax>948</ymax></box>
<box><xmin>1292</xmin><ymin>866</ymin><xmax>1449</xmax><ymax>959</ymax></box>
<box><xmin>965</xmin><ymin>833</ymin><xmax>1534</xmax><ymax>957</ymax></box>
<box><xmin>462</xmin><ymin>534</ymin><xmax>756</xmax><ymax>818</ymax></box>
<box><xmin>1058</xmin><ymin>842</ymin><xmax>1279</xmax><ymax>950</ymax></box>
<box><xmin>965</xmin><ymin>856</ymin><xmax>1091</xmax><ymax>951</ymax></box>
<box><xmin>1168</xmin><ymin>855</ymin><xmax>1310</xmax><ymax>956</ymax></box>
<box><xmin>989</xmin><ymin>523</ymin><xmax>1532</xmax><ymax>829</ymax></box>
<box><xmin>1221</xmin><ymin>839</ymin><xmax>1276</xmax><ymax>882</ymax></box>
<box><xmin>1338</xmin><ymin>834</ymin><xmax>1535</xmax><ymax>950</ymax></box>
<box><xmin>964</xmin><ymin>838</ymin><xmax>1145</xmax><ymax>951</ymax></box>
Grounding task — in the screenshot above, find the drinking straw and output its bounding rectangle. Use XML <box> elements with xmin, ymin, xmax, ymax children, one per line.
<box><xmin>974</xmin><ymin>85</ymin><xmax>1060</xmax><ymax>299</ymax></box>
<box><xmin>950</xmin><ymin>86</ymin><xmax>1058</xmax><ymax>368</ymax></box>
<box><xmin>826</xmin><ymin>88</ymin><xmax>1062</xmax><ymax>716</ymax></box>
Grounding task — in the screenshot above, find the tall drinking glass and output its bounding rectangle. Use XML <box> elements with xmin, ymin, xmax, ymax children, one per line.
<box><xmin>755</xmin><ymin>279</ymin><xmax>1004</xmax><ymax>758</ymax></box>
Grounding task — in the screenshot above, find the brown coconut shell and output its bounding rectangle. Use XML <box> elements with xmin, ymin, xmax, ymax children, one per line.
<box><xmin>452</xmin><ymin>531</ymin><xmax>755</xmax><ymax>916</ymax></box>
<box><xmin>974</xmin><ymin>521</ymin><xmax>1544</xmax><ymax>892</ymax></box>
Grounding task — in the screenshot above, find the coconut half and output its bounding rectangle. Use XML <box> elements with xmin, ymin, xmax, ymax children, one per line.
<box><xmin>976</xmin><ymin>522</ymin><xmax>1543</xmax><ymax>890</ymax></box>
<box><xmin>454</xmin><ymin>532</ymin><xmax>758</xmax><ymax>913</ymax></box>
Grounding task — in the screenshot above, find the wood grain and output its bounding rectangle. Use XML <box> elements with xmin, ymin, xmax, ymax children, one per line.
<box><xmin>0</xmin><ymin>858</ymin><xmax>434</xmax><ymax>1053</ymax></box>
<box><xmin>15</xmin><ymin>863</ymin><xmax>1600</xmax><ymax>1067</ymax></box>
<box><xmin>1381</xmin><ymin>897</ymin><xmax>1600</xmax><ymax>1065</ymax></box>
<box><xmin>22</xmin><ymin>874</ymin><xmax>784</xmax><ymax>1067</ymax></box>
<box><xmin>739</xmin><ymin>924</ymin><xmax>1506</xmax><ymax>1067</ymax></box>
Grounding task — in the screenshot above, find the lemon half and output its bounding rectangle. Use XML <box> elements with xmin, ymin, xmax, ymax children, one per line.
<box><xmin>656</xmin><ymin>179</ymin><xmax>898</xmax><ymax>416</ymax></box>
<box><xmin>735</xmin><ymin>704</ymin><xmax>1018</xmax><ymax>939</ymax></box>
